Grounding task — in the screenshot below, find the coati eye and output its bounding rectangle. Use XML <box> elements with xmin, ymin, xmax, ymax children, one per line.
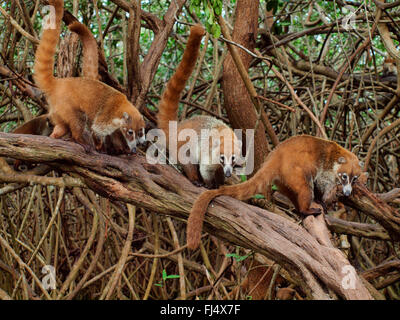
<box><xmin>353</xmin><ymin>176</ymin><xmax>358</xmax><ymax>181</ymax></box>
<box><xmin>232</xmin><ymin>155</ymin><xmax>236</xmax><ymax>163</ymax></box>
<box><xmin>127</xmin><ymin>129</ymin><xmax>133</xmax><ymax>135</ymax></box>
<box><xmin>342</xmin><ymin>173</ymin><xmax>348</xmax><ymax>180</ymax></box>
<box><xmin>220</xmin><ymin>155</ymin><xmax>225</xmax><ymax>163</ymax></box>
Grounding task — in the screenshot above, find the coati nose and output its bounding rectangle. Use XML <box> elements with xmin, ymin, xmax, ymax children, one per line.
<box><xmin>343</xmin><ymin>185</ymin><xmax>352</xmax><ymax>196</ymax></box>
<box><xmin>224</xmin><ymin>167</ymin><xmax>232</xmax><ymax>177</ymax></box>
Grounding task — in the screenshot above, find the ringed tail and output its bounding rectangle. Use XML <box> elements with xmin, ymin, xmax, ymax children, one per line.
<box><xmin>157</xmin><ymin>24</ymin><xmax>205</xmax><ymax>138</ymax></box>
<box><xmin>187</xmin><ymin>170</ymin><xmax>269</xmax><ymax>250</ymax></box>
<box><xmin>33</xmin><ymin>0</ymin><xmax>64</xmax><ymax>94</ymax></box>
<box><xmin>68</xmin><ymin>21</ymin><xmax>99</xmax><ymax>80</ymax></box>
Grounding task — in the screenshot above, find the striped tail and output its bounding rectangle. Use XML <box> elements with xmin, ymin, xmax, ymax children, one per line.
<box><xmin>33</xmin><ymin>0</ymin><xmax>64</xmax><ymax>94</ymax></box>
<box><xmin>68</xmin><ymin>21</ymin><xmax>99</xmax><ymax>80</ymax></box>
<box><xmin>187</xmin><ymin>173</ymin><xmax>266</xmax><ymax>250</ymax></box>
<box><xmin>157</xmin><ymin>24</ymin><xmax>205</xmax><ymax>139</ymax></box>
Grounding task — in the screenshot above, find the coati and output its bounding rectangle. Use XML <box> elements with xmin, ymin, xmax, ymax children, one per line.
<box><xmin>187</xmin><ymin>135</ymin><xmax>365</xmax><ymax>249</ymax></box>
<box><xmin>68</xmin><ymin>20</ymin><xmax>132</xmax><ymax>154</ymax></box>
<box><xmin>34</xmin><ymin>0</ymin><xmax>145</xmax><ymax>153</ymax></box>
<box><xmin>157</xmin><ymin>25</ymin><xmax>242</xmax><ymax>188</ymax></box>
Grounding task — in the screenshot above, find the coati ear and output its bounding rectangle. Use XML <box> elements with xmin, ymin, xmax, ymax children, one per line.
<box><xmin>358</xmin><ymin>172</ymin><xmax>368</xmax><ymax>184</ymax></box>
<box><xmin>338</xmin><ymin>157</ymin><xmax>346</xmax><ymax>164</ymax></box>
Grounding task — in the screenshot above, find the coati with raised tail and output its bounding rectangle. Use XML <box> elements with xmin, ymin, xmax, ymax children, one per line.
<box><xmin>187</xmin><ymin>135</ymin><xmax>366</xmax><ymax>249</ymax></box>
<box><xmin>68</xmin><ymin>20</ymin><xmax>134</xmax><ymax>154</ymax></box>
<box><xmin>10</xmin><ymin>19</ymin><xmax>128</xmax><ymax>170</ymax></box>
<box><xmin>157</xmin><ymin>25</ymin><xmax>242</xmax><ymax>188</ymax></box>
<box><xmin>14</xmin><ymin>20</ymin><xmax>99</xmax><ymax>140</ymax></box>
<box><xmin>34</xmin><ymin>0</ymin><xmax>145</xmax><ymax>153</ymax></box>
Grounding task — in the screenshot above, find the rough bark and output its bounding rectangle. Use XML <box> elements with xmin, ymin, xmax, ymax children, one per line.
<box><xmin>0</xmin><ymin>133</ymin><xmax>384</xmax><ymax>300</ymax></box>
<box><xmin>341</xmin><ymin>185</ymin><xmax>400</xmax><ymax>241</ymax></box>
<box><xmin>222</xmin><ymin>0</ymin><xmax>270</xmax><ymax>172</ymax></box>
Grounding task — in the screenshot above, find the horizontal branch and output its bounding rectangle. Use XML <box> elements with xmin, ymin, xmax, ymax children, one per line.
<box><xmin>325</xmin><ymin>215</ymin><xmax>390</xmax><ymax>241</ymax></box>
<box><xmin>0</xmin><ymin>133</ymin><xmax>382</xmax><ymax>300</ymax></box>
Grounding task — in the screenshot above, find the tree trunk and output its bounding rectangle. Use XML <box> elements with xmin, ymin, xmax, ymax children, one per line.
<box><xmin>222</xmin><ymin>0</ymin><xmax>270</xmax><ymax>172</ymax></box>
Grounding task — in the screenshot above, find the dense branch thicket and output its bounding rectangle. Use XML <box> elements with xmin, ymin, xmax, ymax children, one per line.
<box><xmin>0</xmin><ymin>0</ymin><xmax>399</xmax><ymax>300</ymax></box>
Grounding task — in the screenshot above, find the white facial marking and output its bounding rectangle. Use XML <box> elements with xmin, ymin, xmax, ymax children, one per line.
<box><xmin>127</xmin><ymin>138</ymin><xmax>137</xmax><ymax>153</ymax></box>
<box><xmin>342</xmin><ymin>183</ymin><xmax>352</xmax><ymax>196</ymax></box>
<box><xmin>92</xmin><ymin>123</ymin><xmax>117</xmax><ymax>136</ymax></box>
<box><xmin>138</xmin><ymin>128</ymin><xmax>146</xmax><ymax>144</ymax></box>
<box><xmin>223</xmin><ymin>164</ymin><xmax>233</xmax><ymax>177</ymax></box>
<box><xmin>112</xmin><ymin>118</ymin><xmax>124</xmax><ymax>127</ymax></box>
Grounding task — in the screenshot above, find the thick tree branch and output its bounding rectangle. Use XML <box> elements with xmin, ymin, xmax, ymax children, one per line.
<box><xmin>0</xmin><ymin>133</ymin><xmax>383</xmax><ymax>300</ymax></box>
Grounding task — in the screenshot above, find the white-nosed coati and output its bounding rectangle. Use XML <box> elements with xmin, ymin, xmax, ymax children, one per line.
<box><xmin>157</xmin><ymin>25</ymin><xmax>242</xmax><ymax>188</ymax></box>
<box><xmin>68</xmin><ymin>20</ymin><xmax>135</xmax><ymax>154</ymax></box>
<box><xmin>187</xmin><ymin>135</ymin><xmax>366</xmax><ymax>249</ymax></box>
<box><xmin>34</xmin><ymin>0</ymin><xmax>145</xmax><ymax>153</ymax></box>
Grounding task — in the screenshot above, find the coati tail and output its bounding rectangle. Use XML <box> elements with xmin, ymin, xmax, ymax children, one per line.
<box><xmin>157</xmin><ymin>24</ymin><xmax>205</xmax><ymax>139</ymax></box>
<box><xmin>187</xmin><ymin>178</ymin><xmax>262</xmax><ymax>250</ymax></box>
<box><xmin>33</xmin><ymin>0</ymin><xmax>64</xmax><ymax>94</ymax></box>
<box><xmin>68</xmin><ymin>21</ymin><xmax>99</xmax><ymax>80</ymax></box>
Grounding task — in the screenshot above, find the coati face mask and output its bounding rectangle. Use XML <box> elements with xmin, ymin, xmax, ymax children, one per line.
<box><xmin>214</xmin><ymin>135</ymin><xmax>242</xmax><ymax>178</ymax></box>
<box><xmin>336</xmin><ymin>156</ymin><xmax>365</xmax><ymax>196</ymax></box>
<box><xmin>121</xmin><ymin>112</ymin><xmax>146</xmax><ymax>153</ymax></box>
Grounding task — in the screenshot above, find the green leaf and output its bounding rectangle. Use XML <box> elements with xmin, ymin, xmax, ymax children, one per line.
<box><xmin>165</xmin><ymin>275</ymin><xmax>180</xmax><ymax>279</ymax></box>
<box><xmin>162</xmin><ymin>269</ymin><xmax>167</xmax><ymax>281</ymax></box>
<box><xmin>210</xmin><ymin>23</ymin><xmax>221</xmax><ymax>38</ymax></box>
<box><xmin>266</xmin><ymin>0</ymin><xmax>279</xmax><ymax>13</ymax></box>
<box><xmin>214</xmin><ymin>2</ymin><xmax>222</xmax><ymax>15</ymax></box>
<box><xmin>240</xmin><ymin>175</ymin><xmax>247</xmax><ymax>182</ymax></box>
<box><xmin>225</xmin><ymin>253</ymin><xmax>250</xmax><ymax>262</ymax></box>
<box><xmin>208</xmin><ymin>12</ymin><xmax>214</xmax><ymax>25</ymax></box>
<box><xmin>253</xmin><ymin>194</ymin><xmax>265</xmax><ymax>199</ymax></box>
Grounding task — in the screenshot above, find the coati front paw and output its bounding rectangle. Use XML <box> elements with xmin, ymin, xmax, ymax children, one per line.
<box><xmin>302</xmin><ymin>202</ymin><xmax>324</xmax><ymax>216</ymax></box>
<box><xmin>192</xmin><ymin>180</ymin><xmax>205</xmax><ymax>188</ymax></box>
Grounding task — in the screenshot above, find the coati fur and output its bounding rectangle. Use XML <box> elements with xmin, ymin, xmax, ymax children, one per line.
<box><xmin>187</xmin><ymin>135</ymin><xmax>365</xmax><ymax>249</ymax></box>
<box><xmin>13</xmin><ymin>114</ymin><xmax>53</xmax><ymax>137</ymax></box>
<box><xmin>68</xmin><ymin>21</ymin><xmax>99</xmax><ymax>81</ymax></box>
<box><xmin>157</xmin><ymin>25</ymin><xmax>242</xmax><ymax>188</ymax></box>
<box><xmin>11</xmin><ymin>114</ymin><xmax>53</xmax><ymax>171</ymax></box>
<box><xmin>68</xmin><ymin>20</ymin><xmax>132</xmax><ymax>154</ymax></box>
<box><xmin>383</xmin><ymin>57</ymin><xmax>397</xmax><ymax>77</ymax></box>
<box><xmin>34</xmin><ymin>0</ymin><xmax>145</xmax><ymax>153</ymax></box>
